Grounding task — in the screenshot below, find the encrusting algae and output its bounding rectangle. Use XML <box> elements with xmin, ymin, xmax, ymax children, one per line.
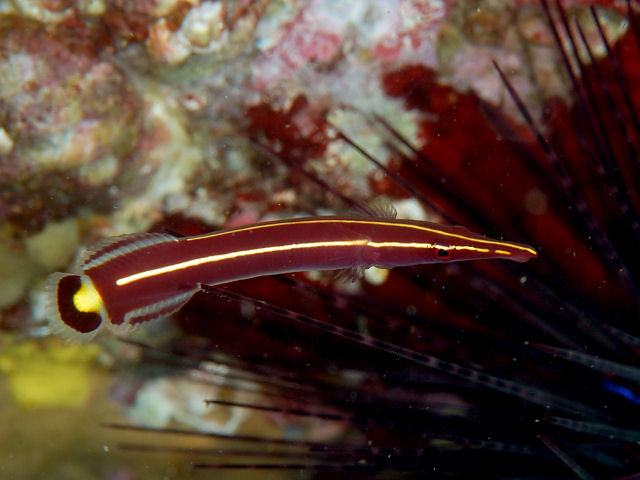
<box><xmin>0</xmin><ymin>337</ymin><xmax>103</xmax><ymax>409</ymax></box>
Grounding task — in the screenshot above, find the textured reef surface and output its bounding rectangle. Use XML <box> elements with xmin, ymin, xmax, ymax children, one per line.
<box><xmin>1</xmin><ymin>0</ymin><xmax>639</xmax><ymax>479</ymax></box>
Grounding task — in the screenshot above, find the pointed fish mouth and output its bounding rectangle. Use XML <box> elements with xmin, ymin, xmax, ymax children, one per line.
<box><xmin>445</xmin><ymin>238</ymin><xmax>537</xmax><ymax>262</ymax></box>
<box><xmin>496</xmin><ymin>245</ymin><xmax>538</xmax><ymax>263</ymax></box>
<box><xmin>438</xmin><ymin>244</ymin><xmax>536</xmax><ymax>262</ymax></box>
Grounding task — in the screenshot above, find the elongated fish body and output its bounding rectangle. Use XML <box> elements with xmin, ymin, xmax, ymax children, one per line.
<box><xmin>45</xmin><ymin>216</ymin><xmax>537</xmax><ymax>339</ymax></box>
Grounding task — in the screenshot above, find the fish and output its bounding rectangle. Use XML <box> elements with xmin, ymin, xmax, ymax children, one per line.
<box><xmin>44</xmin><ymin>215</ymin><xmax>536</xmax><ymax>340</ymax></box>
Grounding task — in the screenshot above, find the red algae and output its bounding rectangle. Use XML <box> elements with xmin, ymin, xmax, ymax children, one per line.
<box><xmin>382</xmin><ymin>63</ymin><xmax>631</xmax><ymax>306</ymax></box>
<box><xmin>246</xmin><ymin>95</ymin><xmax>330</xmax><ymax>162</ymax></box>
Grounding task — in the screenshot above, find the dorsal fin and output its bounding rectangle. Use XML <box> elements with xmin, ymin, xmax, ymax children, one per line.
<box><xmin>349</xmin><ymin>198</ymin><xmax>397</xmax><ymax>219</ymax></box>
<box><xmin>78</xmin><ymin>233</ymin><xmax>178</xmax><ymax>270</ymax></box>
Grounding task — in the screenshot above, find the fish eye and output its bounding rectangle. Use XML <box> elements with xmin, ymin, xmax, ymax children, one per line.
<box><xmin>437</xmin><ymin>248</ymin><xmax>450</xmax><ymax>259</ymax></box>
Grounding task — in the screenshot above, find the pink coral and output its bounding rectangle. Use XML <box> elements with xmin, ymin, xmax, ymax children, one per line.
<box><xmin>252</xmin><ymin>0</ymin><xmax>451</xmax><ymax>88</ymax></box>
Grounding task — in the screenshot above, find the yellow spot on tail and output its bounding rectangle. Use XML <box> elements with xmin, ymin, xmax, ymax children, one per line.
<box><xmin>494</xmin><ymin>250</ymin><xmax>512</xmax><ymax>255</ymax></box>
<box><xmin>73</xmin><ymin>279</ymin><xmax>103</xmax><ymax>313</ymax></box>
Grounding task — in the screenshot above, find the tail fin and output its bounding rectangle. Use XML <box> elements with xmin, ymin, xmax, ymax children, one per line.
<box><xmin>44</xmin><ymin>273</ymin><xmax>104</xmax><ymax>342</ymax></box>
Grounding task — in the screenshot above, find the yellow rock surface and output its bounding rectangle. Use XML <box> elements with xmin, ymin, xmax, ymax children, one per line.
<box><xmin>0</xmin><ymin>337</ymin><xmax>102</xmax><ymax>409</ymax></box>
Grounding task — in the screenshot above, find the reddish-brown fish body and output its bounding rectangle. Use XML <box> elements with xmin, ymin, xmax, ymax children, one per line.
<box><xmin>45</xmin><ymin>216</ymin><xmax>536</xmax><ymax>339</ymax></box>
